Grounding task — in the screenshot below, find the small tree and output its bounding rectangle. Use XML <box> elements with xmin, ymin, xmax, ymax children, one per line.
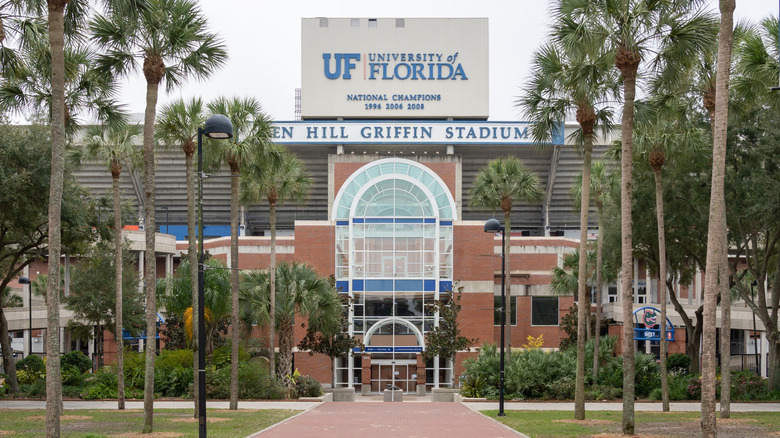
<box><xmin>66</xmin><ymin>240</ymin><xmax>144</xmax><ymax>370</ymax></box>
<box><xmin>422</xmin><ymin>284</ymin><xmax>475</xmax><ymax>384</ymax></box>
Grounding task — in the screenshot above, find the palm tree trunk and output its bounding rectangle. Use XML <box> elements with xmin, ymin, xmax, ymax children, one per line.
<box><xmin>186</xmin><ymin>152</ymin><xmax>199</xmax><ymax>418</ymax></box>
<box><xmin>702</xmin><ymin>2</ymin><xmax>735</xmax><ymax>435</ymax></box>
<box><xmin>114</xmin><ymin>174</ymin><xmax>125</xmax><ymax>409</ymax></box>
<box><xmin>617</xmin><ymin>52</ymin><xmax>639</xmax><ymax>436</ymax></box>
<box><xmin>653</xmin><ymin>166</ymin><xmax>670</xmax><ymax>412</ymax></box>
<box><xmin>503</xmin><ymin>211</ymin><xmax>511</xmax><ymax>361</ymax></box>
<box><xmin>593</xmin><ymin>208</ymin><xmax>604</xmax><ymax>381</ymax></box>
<box><xmin>229</xmin><ymin>168</ymin><xmax>240</xmax><ymax>410</ymax></box>
<box><xmin>278</xmin><ymin>319</ymin><xmax>294</xmax><ymax>393</ymax></box>
<box><xmin>142</xmin><ymin>78</ymin><xmax>159</xmax><ymax>434</ymax></box>
<box><xmin>269</xmin><ymin>203</ymin><xmax>277</xmax><ymax>379</ymax></box>
<box><xmin>46</xmin><ymin>1</ymin><xmax>67</xmax><ymax>435</ymax></box>
<box><xmin>575</xmin><ymin>133</ymin><xmax>593</xmax><ymax>420</ymax></box>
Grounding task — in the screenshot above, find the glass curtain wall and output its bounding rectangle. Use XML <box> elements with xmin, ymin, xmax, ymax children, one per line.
<box><xmin>332</xmin><ymin>159</ymin><xmax>455</xmax><ymax>391</ymax></box>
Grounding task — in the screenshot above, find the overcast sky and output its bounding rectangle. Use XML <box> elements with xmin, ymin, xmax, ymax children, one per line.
<box><xmin>116</xmin><ymin>0</ymin><xmax>778</xmax><ymax>122</ymax></box>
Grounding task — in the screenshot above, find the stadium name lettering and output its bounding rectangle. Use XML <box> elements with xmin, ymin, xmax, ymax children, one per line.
<box><xmin>272</xmin><ymin>125</ymin><xmax>530</xmax><ymax>141</ymax></box>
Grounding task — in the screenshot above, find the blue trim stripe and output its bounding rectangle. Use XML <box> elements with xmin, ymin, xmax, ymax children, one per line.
<box><xmin>439</xmin><ymin>281</ymin><xmax>453</xmax><ymax>292</ymax></box>
<box><xmin>336</xmin><ymin>281</ymin><xmax>349</xmax><ymax>292</ymax></box>
<box><xmin>440</xmin><ymin>220</ymin><xmax>452</xmax><ymax>226</ymax></box>
<box><xmin>365</xmin><ymin>218</ymin><xmax>394</xmax><ymax>223</ymax></box>
<box><xmin>395</xmin><ymin>218</ymin><xmax>424</xmax><ymax>224</ymax></box>
<box><xmin>424</xmin><ymin>218</ymin><xmax>436</xmax><ymax>223</ymax></box>
<box><xmin>352</xmin><ymin>279</ymin><xmax>364</xmax><ymax>291</ymax></box>
<box><xmin>352</xmin><ymin>218</ymin><xmax>364</xmax><ymax>223</ymax></box>
<box><xmin>395</xmin><ymin>279</ymin><xmax>423</xmax><ymax>291</ymax></box>
<box><xmin>366</xmin><ymin>279</ymin><xmax>394</xmax><ymax>291</ymax></box>
<box><xmin>424</xmin><ymin>280</ymin><xmax>436</xmax><ymax>291</ymax></box>
<box><xmin>336</xmin><ymin>220</ymin><xmax>349</xmax><ymax>226</ymax></box>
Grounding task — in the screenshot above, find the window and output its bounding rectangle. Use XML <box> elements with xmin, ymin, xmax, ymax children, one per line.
<box><xmin>532</xmin><ymin>297</ymin><xmax>559</xmax><ymax>326</ymax></box>
<box><xmin>368</xmin><ymin>18</ymin><xmax>378</xmax><ymax>28</ymax></box>
<box><xmin>351</xmin><ymin>18</ymin><xmax>360</xmax><ymax>27</ymax></box>
<box><xmin>608</xmin><ymin>286</ymin><xmax>618</xmax><ymax>303</ymax></box>
<box><xmin>637</xmin><ymin>286</ymin><xmax>647</xmax><ymax>304</ymax></box>
<box><xmin>494</xmin><ymin>296</ymin><xmax>516</xmax><ymax>326</ymax></box>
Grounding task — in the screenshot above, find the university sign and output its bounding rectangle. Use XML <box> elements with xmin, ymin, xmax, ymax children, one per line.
<box><xmin>271</xmin><ymin>121</ymin><xmax>564</xmax><ymax>146</ymax></box>
<box><xmin>302</xmin><ymin>18</ymin><xmax>488</xmax><ymax>119</ymax></box>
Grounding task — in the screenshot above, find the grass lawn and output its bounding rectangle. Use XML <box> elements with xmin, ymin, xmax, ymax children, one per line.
<box><xmin>0</xmin><ymin>408</ymin><xmax>299</xmax><ymax>437</ymax></box>
<box><xmin>482</xmin><ymin>410</ymin><xmax>780</xmax><ymax>437</ymax></box>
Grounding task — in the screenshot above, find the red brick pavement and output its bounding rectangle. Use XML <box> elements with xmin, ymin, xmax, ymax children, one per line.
<box><xmin>250</xmin><ymin>402</ymin><xmax>526</xmax><ymax>438</ymax></box>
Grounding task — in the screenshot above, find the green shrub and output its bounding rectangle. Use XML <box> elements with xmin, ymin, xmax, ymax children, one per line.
<box><xmin>648</xmin><ymin>387</ymin><xmax>662</xmax><ymax>400</ymax></box>
<box><xmin>667</xmin><ymin>353</ymin><xmax>691</xmax><ymax>374</ymax></box>
<box><xmin>63</xmin><ymin>385</ymin><xmax>83</xmax><ymax>398</ymax></box>
<box><xmin>544</xmin><ymin>377</ymin><xmax>575</xmax><ymax>400</ymax></box>
<box><xmin>634</xmin><ymin>353</ymin><xmax>660</xmax><ymax>397</ymax></box>
<box><xmin>62</xmin><ymin>364</ymin><xmax>86</xmax><ymax>387</ymax></box>
<box><xmin>212</xmin><ymin>344</ymin><xmax>250</xmax><ymax>369</ymax></box>
<box><xmin>123</xmin><ymin>351</ymin><xmax>146</xmax><ymax>392</ymax></box>
<box><xmin>687</xmin><ymin>374</ymin><xmax>702</xmax><ymax>400</ymax></box>
<box><xmin>668</xmin><ymin>373</ymin><xmax>693</xmax><ymax>400</ymax></box>
<box><xmin>585</xmin><ymin>384</ymin><xmax>621</xmax><ymax>400</ymax></box>
<box><xmin>17</xmin><ymin>355</ymin><xmax>45</xmax><ymax>375</ymax></box>
<box><xmin>294</xmin><ymin>376</ymin><xmax>322</xmax><ymax>398</ymax></box>
<box><xmin>155</xmin><ymin>366</ymin><xmax>193</xmax><ymax>398</ymax></box>
<box><xmin>81</xmin><ymin>381</ymin><xmax>117</xmax><ymax>399</ymax></box>
<box><xmin>731</xmin><ymin>370</ymin><xmax>767</xmax><ymax>401</ymax></box>
<box><xmin>156</xmin><ymin>349</ymin><xmax>194</xmax><ymax>373</ymax></box>
<box><xmin>460</xmin><ymin>374</ymin><xmax>487</xmax><ymax>398</ymax></box>
<box><xmin>505</xmin><ymin>348</ymin><xmax>576</xmax><ymax>399</ymax></box>
<box><xmin>61</xmin><ymin>351</ymin><xmax>92</xmax><ymax>374</ymax></box>
<box><xmin>20</xmin><ymin>380</ymin><xmax>46</xmax><ymax>397</ymax></box>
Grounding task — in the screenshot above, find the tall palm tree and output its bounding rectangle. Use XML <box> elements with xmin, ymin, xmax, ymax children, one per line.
<box><xmin>469</xmin><ymin>157</ymin><xmax>543</xmax><ymax>360</ymax></box>
<box><xmin>731</xmin><ymin>15</ymin><xmax>780</xmax><ymax>393</ymax></box>
<box><xmin>73</xmin><ymin>122</ymin><xmax>141</xmax><ymax>410</ymax></box>
<box><xmin>241</xmin><ymin>145</ymin><xmax>311</xmax><ymax>381</ymax></box>
<box><xmin>241</xmin><ymin>262</ymin><xmax>342</xmax><ymax>393</ymax></box>
<box><xmin>156</xmin><ymin>97</ymin><xmax>204</xmax><ymax>414</ymax></box>
<box><xmin>633</xmin><ymin>98</ymin><xmax>705</xmax><ymax>412</ymax></box>
<box><xmin>1</xmin><ymin>287</ymin><xmax>22</xmax><ymax>308</ymax></box>
<box><xmin>571</xmin><ymin>159</ymin><xmax>618</xmax><ymax>381</ymax></box>
<box><xmin>91</xmin><ymin>1</ymin><xmax>227</xmax><ymax>431</ymax></box>
<box><xmin>205</xmin><ymin>96</ymin><xmax>273</xmax><ymax>408</ymax></box>
<box><xmin>519</xmin><ymin>25</ymin><xmax>619</xmax><ymax>419</ymax></box>
<box><xmin>555</xmin><ymin>1</ymin><xmax>716</xmax><ymax>432</ymax></box>
<box><xmin>701</xmin><ymin>1</ymin><xmax>736</xmax><ymax>435</ymax></box>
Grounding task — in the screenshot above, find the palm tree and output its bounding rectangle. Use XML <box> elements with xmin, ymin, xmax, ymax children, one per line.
<box><xmin>701</xmin><ymin>1</ymin><xmax>736</xmax><ymax>435</ymax></box>
<box><xmin>633</xmin><ymin>98</ymin><xmax>706</xmax><ymax>412</ymax></box>
<box><xmin>518</xmin><ymin>26</ymin><xmax>619</xmax><ymax>419</ymax></box>
<box><xmin>91</xmin><ymin>1</ymin><xmax>227</xmax><ymax>431</ymax></box>
<box><xmin>156</xmin><ymin>97</ymin><xmax>204</xmax><ymax>414</ymax></box>
<box><xmin>241</xmin><ymin>145</ymin><xmax>311</xmax><ymax>381</ymax></box>
<box><xmin>72</xmin><ymin>122</ymin><xmax>141</xmax><ymax>409</ymax></box>
<box><xmin>469</xmin><ymin>156</ymin><xmax>543</xmax><ymax>360</ymax></box>
<box><xmin>731</xmin><ymin>15</ymin><xmax>780</xmax><ymax>394</ymax></box>
<box><xmin>205</xmin><ymin>96</ymin><xmax>273</xmax><ymax>409</ymax></box>
<box><xmin>241</xmin><ymin>262</ymin><xmax>342</xmax><ymax>393</ymax></box>
<box><xmin>1</xmin><ymin>287</ymin><xmax>22</xmax><ymax>308</ymax></box>
<box><xmin>571</xmin><ymin>160</ymin><xmax>618</xmax><ymax>381</ymax></box>
<box><xmin>555</xmin><ymin>1</ymin><xmax>716</xmax><ymax>432</ymax></box>
<box><xmin>157</xmin><ymin>258</ymin><xmax>231</xmax><ymax>355</ymax></box>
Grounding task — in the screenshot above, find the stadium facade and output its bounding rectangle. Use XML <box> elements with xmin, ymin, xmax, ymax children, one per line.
<box><xmin>4</xmin><ymin>17</ymin><xmax>770</xmax><ymax>391</ymax></box>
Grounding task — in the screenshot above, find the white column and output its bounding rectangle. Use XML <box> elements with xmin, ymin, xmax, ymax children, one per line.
<box><xmin>63</xmin><ymin>254</ymin><xmax>70</xmax><ymax>297</ymax></box>
<box><xmin>60</xmin><ymin>327</ymin><xmax>67</xmax><ymax>354</ymax></box>
<box><xmin>165</xmin><ymin>254</ymin><xmax>173</xmax><ymax>277</ymax></box>
<box><xmin>760</xmin><ymin>332</ymin><xmax>768</xmax><ymax>378</ymax></box>
<box><xmin>138</xmin><ymin>251</ymin><xmax>145</xmax><ymax>297</ymax></box>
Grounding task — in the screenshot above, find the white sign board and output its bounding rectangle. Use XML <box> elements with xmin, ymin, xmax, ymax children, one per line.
<box><xmin>301</xmin><ymin>18</ymin><xmax>488</xmax><ymax>119</ymax></box>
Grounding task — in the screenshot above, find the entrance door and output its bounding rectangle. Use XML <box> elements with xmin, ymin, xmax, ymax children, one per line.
<box><xmin>370</xmin><ymin>360</ymin><xmax>417</xmax><ymax>394</ymax></box>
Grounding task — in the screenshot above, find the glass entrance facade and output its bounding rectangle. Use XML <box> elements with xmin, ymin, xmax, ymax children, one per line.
<box><xmin>332</xmin><ymin>158</ymin><xmax>456</xmax><ymax>391</ymax></box>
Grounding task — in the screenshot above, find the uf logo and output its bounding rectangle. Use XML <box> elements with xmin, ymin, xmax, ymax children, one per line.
<box><xmin>323</xmin><ymin>53</ymin><xmax>361</xmax><ymax>79</ymax></box>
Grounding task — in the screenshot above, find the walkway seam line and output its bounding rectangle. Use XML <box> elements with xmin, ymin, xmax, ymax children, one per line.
<box><xmin>461</xmin><ymin>401</ymin><xmax>532</xmax><ymax>438</ymax></box>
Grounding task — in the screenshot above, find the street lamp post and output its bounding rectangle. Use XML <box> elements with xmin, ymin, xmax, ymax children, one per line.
<box><xmin>483</xmin><ymin>218</ymin><xmax>506</xmax><ymax>417</ymax></box>
<box><xmin>197</xmin><ymin>114</ymin><xmax>233</xmax><ymax>438</ymax></box>
<box><xmin>19</xmin><ymin>276</ymin><xmax>32</xmax><ymax>355</ymax></box>
<box><xmin>751</xmin><ymin>280</ymin><xmax>759</xmax><ymax>375</ymax></box>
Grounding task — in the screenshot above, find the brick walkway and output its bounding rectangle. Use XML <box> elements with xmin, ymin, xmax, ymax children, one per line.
<box><xmin>249</xmin><ymin>402</ymin><xmax>527</xmax><ymax>438</ymax></box>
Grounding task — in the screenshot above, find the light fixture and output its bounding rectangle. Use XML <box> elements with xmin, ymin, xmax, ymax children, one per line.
<box><xmin>483</xmin><ymin>218</ymin><xmax>506</xmax><ymax>417</ymax></box>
